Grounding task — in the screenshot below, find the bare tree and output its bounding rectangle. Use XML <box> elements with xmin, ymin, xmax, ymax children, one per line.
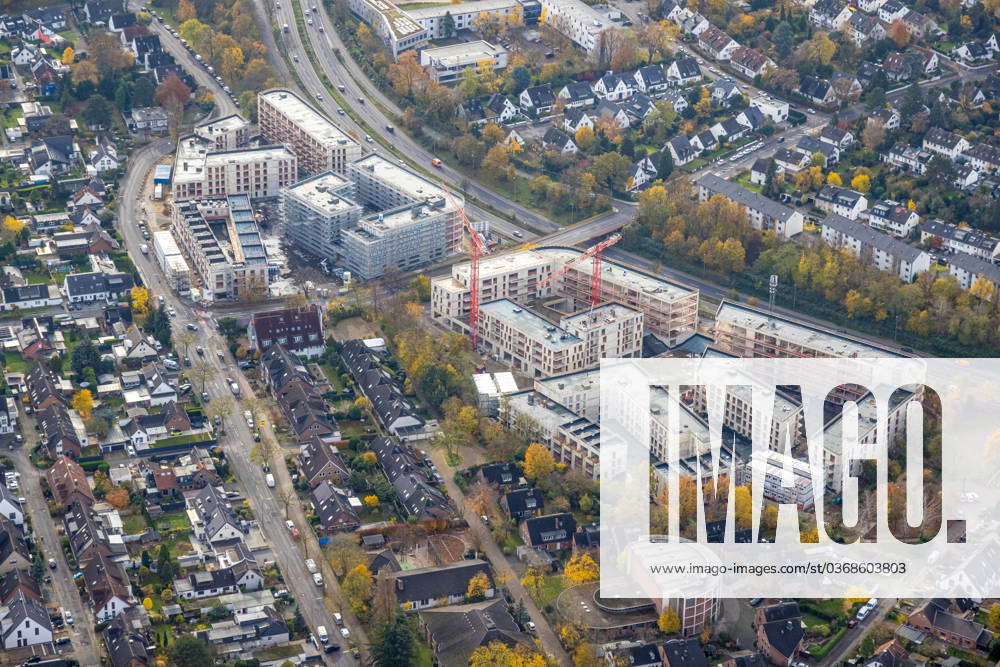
<box><xmin>275</xmin><ymin>487</ymin><xmax>296</xmax><ymax>518</ymax></box>
<box><xmin>206</xmin><ymin>395</ymin><xmax>235</xmax><ymax>424</ymax></box>
<box><xmin>189</xmin><ymin>360</ymin><xmax>213</xmax><ymax>396</ymax></box>
<box><xmin>175</xmin><ymin>331</ymin><xmax>194</xmax><ymax>359</ymax></box>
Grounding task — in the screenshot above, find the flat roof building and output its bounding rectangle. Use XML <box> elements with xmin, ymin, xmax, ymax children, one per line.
<box><xmin>193</xmin><ymin>114</ymin><xmax>251</xmax><ymax>151</ymax></box>
<box><xmin>538</xmin><ymin>0</ymin><xmax>619</xmax><ymax>53</ymax></box>
<box><xmin>258</xmin><ymin>90</ymin><xmax>362</xmax><ymax>176</ymax></box>
<box><xmin>408</xmin><ymin>0</ymin><xmax>521</xmax><ymax>39</ymax></box>
<box><xmin>419</xmin><ymin>40</ymin><xmax>508</xmax><ymax>83</ymax></box>
<box><xmin>279</xmin><ymin>171</ymin><xmax>362</xmax><ymax>266</ymax></box>
<box><xmin>346</xmin><ymin>0</ymin><xmax>427</xmax><ymax>58</ymax></box>
<box><xmin>479</xmin><ymin>299</ymin><xmax>586</xmax><ymax>378</ymax></box>
<box><xmin>152</xmin><ymin>230</ymin><xmax>191</xmax><ymax>295</ymax></box>
<box><xmin>172</xmin><ymin>135</ymin><xmax>297</xmax><ymax>201</ymax></box>
<box><xmin>432</xmin><ymin>246</ymin><xmax>698</xmax><ymax>347</ymax></box>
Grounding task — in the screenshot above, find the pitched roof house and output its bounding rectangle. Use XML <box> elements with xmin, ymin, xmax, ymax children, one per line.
<box><xmin>46</xmin><ymin>455</ymin><xmax>96</xmax><ymax>507</ymax></box>
<box><xmin>299</xmin><ymin>437</ymin><xmax>350</xmax><ymax>488</ymax></box>
<box><xmin>908</xmin><ymin>599</ymin><xmax>992</xmax><ymax>650</ymax></box>
<box><xmin>392</xmin><ymin>560</ymin><xmax>493</xmax><ymax>611</ymax></box>
<box><xmin>310</xmin><ymin>481</ymin><xmax>361</xmax><ymax>533</ymax></box>
<box><xmin>755</xmin><ymin>602</ymin><xmax>804</xmax><ymax>666</ymax></box>
<box><xmin>520</xmin><ymin>512</ymin><xmax>576</xmax><ymax>551</ymax></box>
<box><xmin>420</xmin><ymin>599</ymin><xmax>532</xmax><ymax>666</ymax></box>
<box><xmin>247</xmin><ymin>305</ymin><xmax>324</xmax><ymax>358</ymax></box>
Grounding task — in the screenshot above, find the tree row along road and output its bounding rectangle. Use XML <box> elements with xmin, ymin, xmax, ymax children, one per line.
<box><xmin>117</xmin><ymin>138</ymin><xmax>354</xmax><ymax>665</ymax></box>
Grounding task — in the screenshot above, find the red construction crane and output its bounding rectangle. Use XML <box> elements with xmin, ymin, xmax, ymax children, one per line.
<box><xmin>536</xmin><ymin>233</ymin><xmax>621</xmax><ymax>308</ymax></box>
<box><xmin>440</xmin><ymin>183</ymin><xmax>489</xmax><ymax>349</ymax></box>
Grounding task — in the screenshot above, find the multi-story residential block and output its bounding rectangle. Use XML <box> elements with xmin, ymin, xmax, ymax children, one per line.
<box><xmin>419</xmin><ymin>40</ymin><xmax>508</xmax><ymax>83</ymax></box>
<box><xmin>193</xmin><ymin>114</ymin><xmax>251</xmax><ymax>151</ymax></box>
<box><xmin>814</xmin><ymin>184</ymin><xmax>868</xmax><ymax>219</ymax></box>
<box><xmin>865</xmin><ymin>199</ymin><xmax>919</xmax><ymax>237</ymax></box>
<box><xmin>695</xmin><ymin>174</ymin><xmax>804</xmax><ymax>238</ymax></box>
<box><xmin>171</xmin><ymin>197</ymin><xmax>272</xmax><ymax>301</ymax></box>
<box><xmin>432</xmin><ymin>246</ymin><xmax>699</xmax><ymax>346</ymax></box>
<box><xmin>172</xmin><ymin>135</ymin><xmax>297</xmax><ymax>201</ymax></box>
<box><xmin>278</xmin><ymin>171</ymin><xmax>362</xmax><ymax>267</ymax></box>
<box><xmin>809</xmin><ymin>0</ymin><xmax>852</xmax><ymax>29</ymax></box>
<box><xmin>345</xmin><ymin>0</ymin><xmax>427</xmax><ymax>57</ymax></box>
<box><xmin>713</xmin><ymin>300</ymin><xmax>905</xmax><ymax>358</ymax></box>
<box><xmin>407</xmin><ymin>0</ymin><xmax>521</xmax><ymax>39</ymax></box>
<box><xmin>947</xmin><ymin>252</ymin><xmax>1000</xmax><ymax>293</ymax></box>
<box><xmin>882</xmin><ymin>141</ymin><xmax>932</xmax><ymax>174</ymax></box>
<box><xmin>920</xmin><ymin>219</ymin><xmax>999</xmax><ymax>260</ymax></box>
<box><xmin>962</xmin><ymin>143</ymin><xmax>1000</xmax><ymax>173</ymax></box>
<box><xmin>736</xmin><ymin>451</ymin><xmax>815</xmax><ymax>509</ymax></box>
<box><xmin>538</xmin><ymin>0</ymin><xmax>618</xmax><ymax>53</ymax></box>
<box><xmin>821</xmin><ymin>213</ymin><xmax>930</xmax><ymax>282</ymax></box>
<box><xmin>152</xmin><ymin>230</ymin><xmax>191</xmax><ymax>295</ymax></box>
<box><xmin>559</xmin><ymin>302</ymin><xmax>643</xmax><ymax>366</ymax></box>
<box><xmin>338</xmin><ymin>154</ymin><xmax>463</xmax><ymax>280</ymax></box>
<box><xmin>258</xmin><ymin>89</ymin><xmax>362</xmax><ymax>176</ymax></box>
<box><xmin>478</xmin><ymin>300</ymin><xmax>586</xmax><ymax>378</ymax></box>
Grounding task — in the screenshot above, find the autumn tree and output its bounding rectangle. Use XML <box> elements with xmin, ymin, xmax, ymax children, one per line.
<box><xmin>106</xmin><ymin>486</ymin><xmax>130</xmax><ymax>510</ymax></box>
<box><xmin>72</xmin><ymin>60</ymin><xmax>100</xmax><ymax>86</ymax></box>
<box><xmin>470</xmin><ymin>642</ymin><xmax>548</xmax><ymax>666</ymax></box>
<box><xmin>520</xmin><ymin>567</ymin><xmax>544</xmax><ymax>602</ymax></box>
<box><xmin>574</xmin><ymin>125</ymin><xmax>595</xmax><ymax>150</ymax></box>
<box><xmin>482</xmin><ymin>122</ymin><xmax>505</xmax><ymax>146</ymax></box>
<box><xmin>130</xmin><ymin>286</ymin><xmax>150</xmax><ymax>316</ymax></box>
<box><xmin>523</xmin><ymin>443</ymin><xmax>555</xmax><ymax>482</ymax></box>
<box><xmin>72</xmin><ymin>389</ymin><xmax>94</xmax><ymax>420</ymax></box>
<box><xmin>342</xmin><ymin>564</ymin><xmax>374</xmax><ymax>616</ymax></box>
<box><xmin>465</xmin><ymin>571</ymin><xmax>491</xmax><ymax>600</ymax></box>
<box><xmin>482</xmin><ymin>144</ymin><xmax>511</xmax><ymax>179</ymax></box>
<box><xmin>565</xmin><ymin>553</ymin><xmax>599</xmax><ymax>583</ymax></box>
<box><xmin>861</xmin><ymin>118</ymin><xmax>887</xmax><ymax>151</ymax></box>
<box><xmin>2</xmin><ymin>215</ymin><xmax>24</xmax><ymax>237</ymax></box>
<box><xmin>887</xmin><ymin>19</ymin><xmax>910</xmax><ymax>47</ymax></box>
<box><xmin>363</xmin><ymin>495</ymin><xmax>379</xmax><ymax>507</ymax></box>
<box><xmin>326</xmin><ymin>532</ymin><xmax>366</xmax><ymax>577</ymax></box>
<box><xmin>799</xmin><ymin>31</ymin><xmax>837</xmax><ymax>66</ymax></box>
<box><xmin>986</xmin><ymin>604</ymin><xmax>1000</xmax><ymax>633</ymax></box>
<box><xmin>61</xmin><ymin>47</ymin><xmax>75</xmax><ymax>65</ymax></box>
<box><xmin>658</xmin><ymin>607</ymin><xmax>681</xmax><ymax>634</ymax></box>
<box><xmin>155</xmin><ymin>73</ymin><xmax>192</xmax><ymax>140</ymax></box>
<box><xmin>851</xmin><ymin>172</ymin><xmax>871</xmax><ymax>193</ymax></box>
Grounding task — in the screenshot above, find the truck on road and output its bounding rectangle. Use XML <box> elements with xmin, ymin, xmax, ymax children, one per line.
<box><xmin>306</xmin><ymin>559</ymin><xmax>318</xmax><ymax>574</ymax></box>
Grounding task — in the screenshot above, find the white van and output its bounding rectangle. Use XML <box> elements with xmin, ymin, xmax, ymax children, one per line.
<box><xmin>313</xmin><ymin>572</ymin><xmax>324</xmax><ymax>586</ymax></box>
<box><xmin>306</xmin><ymin>559</ymin><xmax>318</xmax><ymax>574</ymax></box>
<box><xmin>265</xmin><ymin>473</ymin><xmax>275</xmax><ymax>488</ymax></box>
<box><xmin>317</xmin><ymin>625</ymin><xmax>329</xmax><ymax>644</ymax></box>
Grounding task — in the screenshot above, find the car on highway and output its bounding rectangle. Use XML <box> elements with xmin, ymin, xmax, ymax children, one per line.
<box><xmin>186</xmin><ymin>323</ymin><xmax>198</xmax><ymax>331</ymax></box>
<box><xmin>49</xmin><ymin>558</ymin><xmax>56</xmax><ymax>569</ymax></box>
<box><xmin>365</xmin><ymin>134</ymin><xmax>373</xmax><ymax>143</ymax></box>
<box><xmin>337</xmin><ymin>108</ymin><xmax>344</xmax><ymax>114</ymax></box>
<box><xmin>512</xmin><ymin>230</ymin><xmax>523</xmax><ymax>238</ymax></box>
<box><xmin>292</xmin><ymin>54</ymin><xmax>298</xmax><ymax>62</ymax></box>
<box><xmin>316</xmin><ymin>93</ymin><xmax>323</xmax><ymax>101</ymax></box>
<box><xmin>319</xmin><ymin>25</ymin><xmax>324</xmax><ymax>31</ymax></box>
<box><xmin>338</xmin><ymin>85</ymin><xmax>346</xmax><ymax>92</ymax></box>
<box><xmin>307</xmin><ymin>18</ymin><xmax>313</xmax><ymax>25</ymax></box>
<box><xmin>357</xmin><ymin>97</ymin><xmax>365</xmax><ymax>104</ymax></box>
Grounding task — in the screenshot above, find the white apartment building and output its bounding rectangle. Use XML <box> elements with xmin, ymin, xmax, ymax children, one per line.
<box><xmin>152</xmin><ymin>230</ymin><xmax>192</xmax><ymax>295</ymax></box>
<box><xmin>919</xmin><ymin>219</ymin><xmax>999</xmax><ymax>261</ymax></box>
<box><xmin>821</xmin><ymin>213</ymin><xmax>931</xmax><ymax>282</ymax></box>
<box><xmin>559</xmin><ymin>302</ymin><xmax>643</xmax><ymax>366</ymax></box>
<box><xmin>347</xmin><ymin>0</ymin><xmax>427</xmax><ymax>57</ymax></box>
<box><xmin>279</xmin><ymin>171</ymin><xmax>362</xmax><ymax>266</ymax></box>
<box><xmin>172</xmin><ymin>135</ymin><xmax>297</xmax><ymax>201</ymax></box>
<box><xmin>695</xmin><ymin>173</ymin><xmax>804</xmax><ymax>238</ymax></box>
<box><xmin>538</xmin><ymin>0</ymin><xmax>619</xmax><ymax>53</ymax></box>
<box><xmin>688</xmin><ymin>382</ymin><xmax>803</xmax><ymax>453</ymax></box>
<box><xmin>865</xmin><ymin>199</ymin><xmax>920</xmax><ymax>238</ymax></box>
<box><xmin>258</xmin><ymin>89</ymin><xmax>363</xmax><ymax>176</ymax></box>
<box><xmin>503</xmin><ymin>389</ymin><xmax>601</xmax><ymax>479</ymax></box>
<box><xmin>432</xmin><ymin>246</ymin><xmax>699</xmax><ymax>346</ymax></box>
<box><xmin>534</xmin><ymin>369</ymin><xmax>601</xmax><ymax>419</ymax></box>
<box><xmin>341</xmin><ymin>154</ymin><xmax>463</xmax><ymax>280</ymax></box>
<box><xmin>408</xmin><ymin>0</ymin><xmax>521</xmax><ymax>39</ymax></box>
<box><xmin>736</xmin><ymin>451</ymin><xmax>815</xmax><ymax>509</ymax></box>
<box><xmin>749</xmin><ymin>95</ymin><xmax>789</xmax><ymax>124</ymax></box>
<box><xmin>947</xmin><ymin>253</ymin><xmax>1000</xmax><ymax>292</ymax></box>
<box><xmin>419</xmin><ymin>40</ymin><xmax>508</xmax><ymax>83</ymax></box>
<box><xmin>193</xmin><ymin>114</ymin><xmax>251</xmax><ymax>151</ymax></box>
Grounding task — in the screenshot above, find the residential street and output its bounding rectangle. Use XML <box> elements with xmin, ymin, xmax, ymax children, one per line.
<box><xmin>424</xmin><ymin>447</ymin><xmax>571</xmax><ymax>666</ymax></box>
<box><xmin>10</xmin><ymin>428</ymin><xmax>101</xmax><ymax>667</ymax></box>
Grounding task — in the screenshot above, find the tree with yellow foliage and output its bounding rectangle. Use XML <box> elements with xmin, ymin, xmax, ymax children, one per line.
<box><xmin>61</xmin><ymin>47</ymin><xmax>75</xmax><ymax>65</ymax></box>
<box><xmin>523</xmin><ymin>442</ymin><xmax>554</xmax><ymax>482</ymax></box>
<box><xmin>970</xmin><ymin>275</ymin><xmax>996</xmax><ymax>301</ymax></box>
<box><xmin>130</xmin><ymin>286</ymin><xmax>150</xmax><ymax>316</ymax></box>
<box><xmin>693</xmin><ymin>87</ymin><xmax>712</xmax><ymax>115</ymax></box>
<box><xmin>658</xmin><ymin>607</ymin><xmax>681</xmax><ymax>634</ymax></box>
<box><xmin>1</xmin><ymin>215</ymin><xmax>24</xmax><ymax>237</ymax></box>
<box><xmin>342</xmin><ymin>564</ymin><xmax>373</xmax><ymax>616</ymax></box>
<box><xmin>470</xmin><ymin>641</ymin><xmax>550</xmax><ymax>666</ymax></box>
<box><xmin>72</xmin><ymin>389</ymin><xmax>94</xmax><ymax>420</ymax></box>
<box><xmin>826</xmin><ymin>171</ymin><xmax>842</xmax><ymax>186</ymax></box>
<box><xmin>564</xmin><ymin>553</ymin><xmax>599</xmax><ymax>583</ymax></box>
<box><xmin>466</xmin><ymin>571</ymin><xmax>491</xmax><ymax>600</ymax></box>
<box><xmin>362</xmin><ymin>451</ymin><xmax>377</xmax><ymax>467</ymax></box>
<box><xmin>575</xmin><ymin>125</ymin><xmax>595</xmax><ymax>150</ymax></box>
<box><xmin>560</xmin><ymin>623</ymin><xmax>585</xmax><ymax>649</ymax></box>
<box><xmin>520</xmin><ymin>567</ymin><xmax>544</xmax><ymax>602</ymax></box>
<box><xmin>482</xmin><ymin>122</ymin><xmax>505</xmax><ymax>146</ymax></box>
<box><xmin>363</xmin><ymin>495</ymin><xmax>379</xmax><ymax>507</ymax></box>
<box><xmin>851</xmin><ymin>173</ymin><xmax>871</xmax><ymax>193</ymax></box>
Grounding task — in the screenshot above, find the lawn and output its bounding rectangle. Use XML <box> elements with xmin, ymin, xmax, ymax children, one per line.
<box><xmin>24</xmin><ymin>271</ymin><xmax>51</xmax><ymax>285</ymax></box>
<box><xmin>319</xmin><ymin>362</ymin><xmax>346</xmax><ymax>392</ymax></box>
<box><xmin>536</xmin><ymin>574</ymin><xmax>567</xmax><ymax>608</ymax></box>
<box><xmin>122</xmin><ymin>514</ymin><xmax>148</xmax><ymax>535</ymax></box>
<box><xmin>733</xmin><ymin>171</ymin><xmax>763</xmax><ymax>193</ymax></box>
<box><xmin>799</xmin><ymin>598</ymin><xmax>846</xmax><ymax>620</ymax></box>
<box><xmin>1</xmin><ymin>354</ymin><xmax>28</xmax><ymax>374</ymax></box>
<box><xmin>158</xmin><ymin>511</ymin><xmax>192</xmax><ymax>534</ymax></box>
<box><xmin>151</xmin><ymin>432</ymin><xmax>212</xmax><ymax>448</ymax></box>
<box><xmin>807</xmin><ymin>627</ymin><xmax>848</xmax><ymax>660</ymax></box>
<box><xmin>413</xmin><ymin>638</ymin><xmax>434</xmax><ymax>667</ymax></box>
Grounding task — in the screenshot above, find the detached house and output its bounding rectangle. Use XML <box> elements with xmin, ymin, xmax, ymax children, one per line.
<box><xmin>729</xmin><ymin>46</ymin><xmax>771</xmax><ymax>78</ymax></box>
<box><xmin>557</xmin><ymin>81</ymin><xmax>595</xmax><ymax>109</ymax></box>
<box><xmin>310</xmin><ymin>480</ymin><xmax>361</xmax><ymax>533</ymax></box>
<box><xmin>593</xmin><ymin>72</ymin><xmax>635</xmax><ymax>101</ymax></box>
<box><xmin>503</xmin><ymin>487</ymin><xmax>544</xmax><ymax>520</ymax></box>
<box><xmin>815</xmin><ymin>185</ymin><xmax>868</xmax><ymax>219</ymax></box>
<box><xmin>698</xmin><ymin>25</ymin><xmax>738</xmax><ymax>60</ymax></box>
<box><xmin>541</xmin><ymin>127</ymin><xmax>577</xmax><ymax>155</ymax></box>
<box><xmin>521</xmin><ymin>512</ymin><xmax>576</xmax><ymax>551</ymax></box>
<box><xmin>519</xmin><ymin>85</ymin><xmax>555</xmax><ymax>116</ymax></box>
<box><xmin>755</xmin><ymin>602</ymin><xmax>804</xmax><ymax>667</ymax></box>
<box><xmin>83</xmin><ymin>552</ymin><xmax>131</xmax><ymax>621</ymax></box>
<box><xmin>668</xmin><ymin>135</ymin><xmax>698</xmax><ymax>166</ymax></box>
<box><xmin>666</xmin><ymin>57</ymin><xmax>701</xmax><ymax>85</ymax></box>
<box><xmin>799</xmin><ymin>76</ymin><xmax>834</xmax><ymax>105</ymax></box>
<box><xmin>633</xmin><ymin>65</ymin><xmax>669</xmax><ymax>94</ymax></box>
<box><xmin>846</xmin><ymin>12</ymin><xmax>885</xmax><ymax>45</ymax></box>
<box><xmin>866</xmin><ymin>200</ymin><xmax>920</xmax><ymax>237</ymax></box>
<box><xmin>809</xmin><ymin>0</ymin><xmax>852</xmax><ymax>29</ymax></box>
<box><xmin>63</xmin><ymin>271</ymin><xmax>134</xmax><ymax>304</ymax></box>
<box><xmin>27</xmin><ymin>136</ymin><xmax>80</xmax><ymax>177</ymax></box>
<box><xmin>593</xmin><ymin>100</ymin><xmax>631</xmax><ymax>130</ymax></box>
<box><xmin>563</xmin><ymin>108</ymin><xmax>594</xmax><ymax>134</ymax></box>
<box><xmin>484</xmin><ymin>94</ymin><xmax>519</xmax><ymax>124</ymax></box>
<box><xmin>908</xmin><ymin>599</ymin><xmax>992</xmax><ymax>650</ymax></box>
<box><xmin>189</xmin><ymin>485</ymin><xmax>243</xmax><ymax>545</ymax></box>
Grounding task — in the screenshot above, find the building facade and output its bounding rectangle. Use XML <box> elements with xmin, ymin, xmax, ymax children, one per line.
<box><xmin>258</xmin><ymin>90</ymin><xmax>363</xmax><ymax>176</ymax></box>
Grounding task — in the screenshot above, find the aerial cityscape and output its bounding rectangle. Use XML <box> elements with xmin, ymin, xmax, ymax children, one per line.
<box><xmin>0</xmin><ymin>0</ymin><xmax>997</xmax><ymax>662</ymax></box>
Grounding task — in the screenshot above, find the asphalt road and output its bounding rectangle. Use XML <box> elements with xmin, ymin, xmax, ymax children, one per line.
<box><xmin>11</xmin><ymin>430</ymin><xmax>100</xmax><ymax>666</ymax></box>
<box><xmin>117</xmin><ymin>138</ymin><xmax>354</xmax><ymax>666</ymax></box>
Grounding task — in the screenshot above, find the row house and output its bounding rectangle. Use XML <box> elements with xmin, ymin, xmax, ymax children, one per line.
<box><xmin>814</xmin><ymin>184</ymin><xmax>868</xmax><ymax>220</ymax></box>
<box><xmin>908</xmin><ymin>599</ymin><xmax>992</xmax><ymax>650</ymax></box>
<box><xmin>774</xmin><ymin>146</ymin><xmax>813</xmax><ymax>171</ymax></box>
<box><xmin>809</xmin><ymin>0</ymin><xmax>852</xmax><ymax>30</ymax></box>
<box><xmin>821</xmin><ymin>213</ymin><xmax>931</xmax><ymax>282</ymax></box>
<box><xmin>882</xmin><ymin>141</ymin><xmax>932</xmax><ymax>174</ymax></box>
<box><xmin>947</xmin><ymin>253</ymin><xmax>1000</xmax><ymax>293</ymax></box>
<box><xmin>729</xmin><ymin>47</ymin><xmax>772</xmax><ymax>79</ymax></box>
<box><xmin>341</xmin><ymin>340</ymin><xmax>425</xmax><ymax>439</ymax></box>
<box><xmin>919</xmin><ymin>219</ymin><xmax>999</xmax><ymax>260</ymax></box>
<box><xmin>392</xmin><ymin>560</ymin><xmax>493</xmax><ymax>611</ymax></box>
<box><xmin>369</xmin><ymin>437</ymin><xmax>450</xmax><ymax>521</ymax></box>
<box><xmin>961</xmin><ymin>144</ymin><xmax>1000</xmax><ymax>173</ymax></box>
<box><xmin>310</xmin><ymin>480</ymin><xmax>361</xmax><ymax>533</ymax></box>
<box><xmin>846</xmin><ymin>11</ymin><xmax>886</xmax><ymax>45</ymax></box>
<box><xmin>923</xmin><ymin>127</ymin><xmax>970</xmax><ymax>160</ymax></box>
<box><xmin>695</xmin><ymin>173</ymin><xmax>804</xmax><ymax>238</ymax></box>
<box><xmin>697</xmin><ymin>25</ymin><xmax>739</xmax><ymax>60</ymax></box>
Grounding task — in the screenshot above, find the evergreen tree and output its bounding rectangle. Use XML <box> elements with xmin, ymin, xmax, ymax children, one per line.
<box><xmin>658</xmin><ymin>149</ymin><xmax>673</xmax><ymax>179</ymax></box>
<box><xmin>370</xmin><ymin>615</ymin><xmax>416</xmax><ymax>666</ymax></box>
<box><xmin>763</xmin><ymin>158</ymin><xmax>779</xmax><ymax>198</ymax></box>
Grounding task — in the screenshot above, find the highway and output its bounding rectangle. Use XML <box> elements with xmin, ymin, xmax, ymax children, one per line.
<box><xmin>117</xmin><ymin>139</ymin><xmax>355</xmax><ymax>665</ymax></box>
